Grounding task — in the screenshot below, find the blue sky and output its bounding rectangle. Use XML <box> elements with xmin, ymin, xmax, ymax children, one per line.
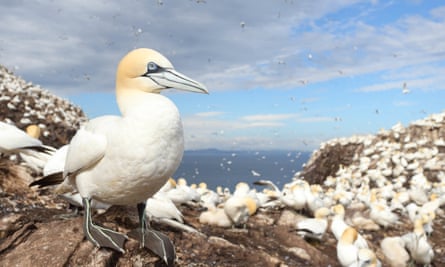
<box><xmin>1</xmin><ymin>0</ymin><xmax>445</xmax><ymax>151</ymax></box>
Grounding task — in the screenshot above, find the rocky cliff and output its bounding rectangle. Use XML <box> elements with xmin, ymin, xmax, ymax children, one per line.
<box><xmin>0</xmin><ymin>65</ymin><xmax>87</xmax><ymax>147</ymax></box>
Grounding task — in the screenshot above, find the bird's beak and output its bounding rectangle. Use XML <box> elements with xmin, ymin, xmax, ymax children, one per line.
<box><xmin>147</xmin><ymin>68</ymin><xmax>208</xmax><ymax>94</ymax></box>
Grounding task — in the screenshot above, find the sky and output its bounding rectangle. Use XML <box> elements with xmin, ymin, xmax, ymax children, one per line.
<box><xmin>1</xmin><ymin>0</ymin><xmax>445</xmax><ymax>151</ymax></box>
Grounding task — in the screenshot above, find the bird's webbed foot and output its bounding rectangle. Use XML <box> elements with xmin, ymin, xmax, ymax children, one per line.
<box><xmin>82</xmin><ymin>198</ymin><xmax>127</xmax><ymax>253</ymax></box>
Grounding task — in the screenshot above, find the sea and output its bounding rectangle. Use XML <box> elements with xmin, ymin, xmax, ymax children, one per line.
<box><xmin>173</xmin><ymin>149</ymin><xmax>311</xmax><ymax>192</ymax></box>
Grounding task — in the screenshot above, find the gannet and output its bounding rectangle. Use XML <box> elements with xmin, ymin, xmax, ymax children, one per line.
<box><xmin>224</xmin><ymin>195</ymin><xmax>258</xmax><ymax>227</ymax></box>
<box><xmin>331</xmin><ymin>204</ymin><xmax>350</xmax><ymax>240</ymax></box>
<box><xmin>200</xmin><ymin>188</ymin><xmax>222</xmax><ymax>208</ymax></box>
<box><xmin>402</xmin><ymin>217</ymin><xmax>434</xmax><ymax>265</ymax></box>
<box><xmin>253</xmin><ymin>179</ymin><xmax>283</xmax><ymax>208</ymax></box>
<box><xmin>330</xmin><ymin>204</ymin><xmax>368</xmax><ymax>249</ymax></box>
<box><xmin>294</xmin><ymin>207</ymin><xmax>330</xmax><ymax>241</ymax></box>
<box><xmin>336</xmin><ymin>227</ymin><xmax>360</xmax><ymax>267</ymax></box>
<box><xmin>199</xmin><ymin>204</ymin><xmax>233</xmax><ymax>228</ymax></box>
<box><xmin>369</xmin><ymin>202</ymin><xmax>399</xmax><ymax>228</ymax></box>
<box><xmin>30</xmin><ymin>48</ymin><xmax>207</xmax><ymax>265</ymax></box>
<box><xmin>380</xmin><ymin>236</ymin><xmax>410</xmax><ymax>267</ymax></box>
<box><xmin>146</xmin><ymin>191</ymin><xmax>198</xmax><ymax>233</ymax></box>
<box><xmin>165</xmin><ymin>177</ymin><xmax>200</xmax><ymax>205</ymax></box>
<box><xmin>357</xmin><ymin>248</ymin><xmax>381</xmax><ymax>267</ymax></box>
<box><xmin>305</xmin><ymin>184</ymin><xmax>326</xmax><ymax>214</ymax></box>
<box><xmin>0</xmin><ymin>122</ymin><xmax>47</xmax><ymax>154</ymax></box>
<box><xmin>0</xmin><ymin>122</ymin><xmax>54</xmax><ymax>172</ymax></box>
<box><xmin>41</xmin><ymin>144</ymin><xmax>112</xmax><ymax>211</ymax></box>
<box><xmin>281</xmin><ymin>180</ymin><xmax>308</xmax><ymax>211</ymax></box>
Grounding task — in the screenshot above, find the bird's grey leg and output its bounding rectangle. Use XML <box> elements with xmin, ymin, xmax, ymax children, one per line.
<box><xmin>137</xmin><ymin>201</ymin><xmax>148</xmax><ymax>247</ymax></box>
<box><xmin>137</xmin><ymin>201</ymin><xmax>176</xmax><ymax>267</ymax></box>
<box><xmin>82</xmin><ymin>197</ymin><xmax>127</xmax><ymax>253</ymax></box>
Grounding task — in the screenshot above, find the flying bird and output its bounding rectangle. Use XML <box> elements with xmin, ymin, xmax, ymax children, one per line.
<box><xmin>31</xmin><ymin>48</ymin><xmax>208</xmax><ymax>266</ymax></box>
<box><xmin>402</xmin><ymin>82</ymin><xmax>410</xmax><ymax>94</ymax></box>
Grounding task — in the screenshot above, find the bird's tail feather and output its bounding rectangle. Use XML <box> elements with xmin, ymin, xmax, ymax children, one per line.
<box><xmin>29</xmin><ymin>172</ymin><xmax>64</xmax><ymax>188</ymax></box>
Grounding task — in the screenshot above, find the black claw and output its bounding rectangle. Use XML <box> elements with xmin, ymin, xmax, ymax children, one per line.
<box><xmin>82</xmin><ymin>198</ymin><xmax>127</xmax><ymax>253</ymax></box>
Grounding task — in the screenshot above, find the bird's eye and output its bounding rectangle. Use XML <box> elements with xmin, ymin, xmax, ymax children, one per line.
<box><xmin>147</xmin><ymin>62</ymin><xmax>158</xmax><ymax>72</ymax></box>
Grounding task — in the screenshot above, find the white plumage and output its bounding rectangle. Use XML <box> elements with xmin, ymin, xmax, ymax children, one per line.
<box><xmin>31</xmin><ymin>48</ymin><xmax>207</xmax><ymax>262</ymax></box>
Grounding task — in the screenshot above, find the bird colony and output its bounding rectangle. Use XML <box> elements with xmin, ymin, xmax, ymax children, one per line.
<box><xmin>2</xmin><ymin>63</ymin><xmax>445</xmax><ymax>266</ymax></box>
<box><xmin>0</xmin><ymin>65</ymin><xmax>87</xmax><ymax>147</ymax></box>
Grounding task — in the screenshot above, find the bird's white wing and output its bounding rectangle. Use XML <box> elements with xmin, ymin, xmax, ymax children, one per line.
<box><xmin>0</xmin><ymin>122</ymin><xmax>42</xmax><ymax>151</ymax></box>
<box><xmin>63</xmin><ymin>128</ymin><xmax>107</xmax><ymax>177</ymax></box>
<box><xmin>43</xmin><ymin>144</ymin><xmax>70</xmax><ymax>176</ymax></box>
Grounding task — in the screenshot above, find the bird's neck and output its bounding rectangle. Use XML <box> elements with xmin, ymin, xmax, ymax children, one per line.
<box><xmin>116</xmin><ymin>89</ymin><xmax>160</xmax><ymax>117</ymax></box>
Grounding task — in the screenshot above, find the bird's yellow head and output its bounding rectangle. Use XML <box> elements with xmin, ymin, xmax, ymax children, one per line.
<box><xmin>26</xmin><ymin>124</ymin><xmax>41</xmax><ymax>139</ymax></box>
<box><xmin>116</xmin><ymin>48</ymin><xmax>208</xmax><ymax>94</ymax></box>
<box><xmin>341</xmin><ymin>227</ymin><xmax>358</xmax><ymax>244</ymax></box>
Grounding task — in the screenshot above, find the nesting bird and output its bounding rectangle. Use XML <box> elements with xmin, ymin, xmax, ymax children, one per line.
<box><xmin>380</xmin><ymin>236</ymin><xmax>410</xmax><ymax>267</ymax></box>
<box><xmin>357</xmin><ymin>248</ymin><xmax>381</xmax><ymax>267</ymax></box>
<box><xmin>199</xmin><ymin>204</ymin><xmax>233</xmax><ymax>228</ymax></box>
<box><xmin>30</xmin><ymin>48</ymin><xmax>208</xmax><ymax>265</ymax></box>
<box><xmin>336</xmin><ymin>227</ymin><xmax>360</xmax><ymax>267</ymax></box>
<box><xmin>165</xmin><ymin>177</ymin><xmax>201</xmax><ymax>205</ymax></box>
<box><xmin>330</xmin><ymin>204</ymin><xmax>369</xmax><ymax>249</ymax></box>
<box><xmin>369</xmin><ymin>202</ymin><xmax>399</xmax><ymax>228</ymax></box>
<box><xmin>294</xmin><ymin>207</ymin><xmax>330</xmax><ymax>241</ymax></box>
<box><xmin>146</xmin><ymin>191</ymin><xmax>197</xmax><ymax>233</ymax></box>
<box><xmin>402</xmin><ymin>217</ymin><xmax>434</xmax><ymax>265</ymax></box>
<box><xmin>0</xmin><ymin>122</ymin><xmax>54</xmax><ymax>172</ymax></box>
<box><xmin>0</xmin><ymin>122</ymin><xmax>47</xmax><ymax>154</ymax></box>
<box><xmin>224</xmin><ymin>194</ymin><xmax>258</xmax><ymax>227</ymax></box>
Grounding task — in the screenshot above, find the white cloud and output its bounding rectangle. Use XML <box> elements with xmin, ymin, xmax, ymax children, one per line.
<box><xmin>1</xmin><ymin>1</ymin><xmax>445</xmax><ymax>150</ymax></box>
<box><xmin>1</xmin><ymin>1</ymin><xmax>444</xmax><ymax>96</ymax></box>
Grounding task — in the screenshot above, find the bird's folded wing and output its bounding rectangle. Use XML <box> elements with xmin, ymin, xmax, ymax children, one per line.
<box><xmin>0</xmin><ymin>123</ymin><xmax>43</xmax><ymax>151</ymax></box>
<box><xmin>63</xmin><ymin>128</ymin><xmax>107</xmax><ymax>177</ymax></box>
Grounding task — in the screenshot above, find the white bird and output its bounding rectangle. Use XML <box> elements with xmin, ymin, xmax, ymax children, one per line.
<box><xmin>281</xmin><ymin>180</ymin><xmax>308</xmax><ymax>211</ymax></box>
<box><xmin>402</xmin><ymin>217</ymin><xmax>434</xmax><ymax>266</ymax></box>
<box><xmin>146</xmin><ymin>191</ymin><xmax>197</xmax><ymax>233</ymax></box>
<box><xmin>199</xmin><ymin>204</ymin><xmax>233</xmax><ymax>228</ymax></box>
<box><xmin>0</xmin><ymin>123</ymin><xmax>47</xmax><ymax>154</ymax></box>
<box><xmin>224</xmin><ymin>195</ymin><xmax>257</xmax><ymax>227</ymax></box>
<box><xmin>165</xmin><ymin>177</ymin><xmax>200</xmax><ymax>205</ymax></box>
<box><xmin>380</xmin><ymin>236</ymin><xmax>410</xmax><ymax>267</ymax></box>
<box><xmin>250</xmin><ymin>169</ymin><xmax>261</xmax><ymax>177</ymax></box>
<box><xmin>369</xmin><ymin>202</ymin><xmax>399</xmax><ymax>228</ymax></box>
<box><xmin>336</xmin><ymin>227</ymin><xmax>360</xmax><ymax>267</ymax></box>
<box><xmin>402</xmin><ymin>82</ymin><xmax>410</xmax><ymax>94</ymax></box>
<box><xmin>0</xmin><ymin>122</ymin><xmax>54</xmax><ymax>172</ymax></box>
<box><xmin>146</xmin><ymin>191</ymin><xmax>183</xmax><ymax>223</ymax></box>
<box><xmin>41</xmin><ymin>144</ymin><xmax>111</xmax><ymax>211</ymax></box>
<box><xmin>330</xmin><ymin>204</ymin><xmax>369</xmax><ymax>249</ymax></box>
<box><xmin>253</xmin><ymin>179</ymin><xmax>283</xmax><ymax>208</ymax></box>
<box><xmin>294</xmin><ymin>207</ymin><xmax>330</xmax><ymax>241</ymax></box>
<box><xmin>200</xmin><ymin>189</ymin><xmax>222</xmax><ymax>208</ymax></box>
<box><xmin>357</xmin><ymin>248</ymin><xmax>381</xmax><ymax>267</ymax></box>
<box><xmin>253</xmin><ymin>179</ymin><xmax>281</xmax><ymax>194</ymax></box>
<box><xmin>31</xmin><ymin>48</ymin><xmax>207</xmax><ymax>265</ymax></box>
<box><xmin>42</xmin><ymin>144</ymin><xmax>69</xmax><ymax>177</ymax></box>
